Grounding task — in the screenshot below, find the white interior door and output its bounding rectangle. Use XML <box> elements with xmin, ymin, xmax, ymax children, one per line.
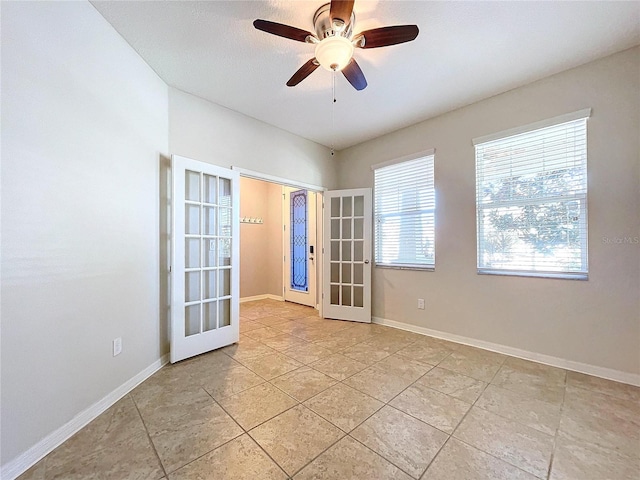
<box><xmin>322</xmin><ymin>188</ymin><xmax>372</xmax><ymax>323</ymax></box>
<box><xmin>171</xmin><ymin>155</ymin><xmax>239</xmax><ymax>363</ymax></box>
<box><xmin>283</xmin><ymin>187</ymin><xmax>317</xmax><ymax>308</ymax></box>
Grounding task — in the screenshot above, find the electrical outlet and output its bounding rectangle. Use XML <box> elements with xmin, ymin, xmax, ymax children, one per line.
<box><xmin>417</xmin><ymin>299</ymin><xmax>425</xmax><ymax>310</ymax></box>
<box><xmin>113</xmin><ymin>337</ymin><xmax>122</xmax><ymax>357</ymax></box>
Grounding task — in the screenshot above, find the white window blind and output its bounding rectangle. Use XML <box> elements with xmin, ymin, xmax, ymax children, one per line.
<box><xmin>374</xmin><ymin>155</ymin><xmax>435</xmax><ymax>269</ymax></box>
<box><xmin>475</xmin><ymin>113</ymin><xmax>589</xmax><ymax>279</ymax></box>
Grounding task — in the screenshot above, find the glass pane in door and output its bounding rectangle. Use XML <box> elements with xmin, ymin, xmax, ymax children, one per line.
<box><xmin>203</xmin><ymin>301</ymin><xmax>217</xmax><ymax>332</ymax></box>
<box><xmin>203</xmin><ymin>270</ymin><xmax>217</xmax><ymax>300</ymax></box>
<box><xmin>204</xmin><ymin>174</ymin><xmax>217</xmax><ymax>204</ymax></box>
<box><xmin>186</xmin><ymin>238</ymin><xmax>200</xmax><ymax>268</ymax></box>
<box><xmin>185</xmin><ymin>272</ymin><xmax>200</xmax><ymax>302</ymax></box>
<box><xmin>219</xmin><ymin>268</ymin><xmax>231</xmax><ymax>297</ymax></box>
<box><xmin>185</xmin><ymin>170</ymin><xmax>200</xmax><ymax>202</ymax></box>
<box><xmin>290</xmin><ymin>189</ymin><xmax>308</xmax><ymax>292</ymax></box>
<box><xmin>185</xmin><ymin>205</ymin><xmax>200</xmax><ymax>234</ymax></box>
<box><xmin>204</xmin><ymin>206</ymin><xmax>216</xmax><ymax>235</ymax></box>
<box><xmin>185</xmin><ymin>304</ymin><xmax>201</xmax><ymax>336</ymax></box>
<box><xmin>219</xmin><ymin>299</ymin><xmax>231</xmax><ymax>327</ymax></box>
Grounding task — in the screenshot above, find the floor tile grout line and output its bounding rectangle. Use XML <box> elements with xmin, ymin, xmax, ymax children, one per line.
<box><xmin>163</xmin><ymin>431</ymin><xmax>245</xmax><ymax>477</ymax></box>
<box><xmin>152</xmin><ymin>385</ymin><xmax>247</xmax><ymax>476</ymax></box>
<box><xmin>447</xmin><ymin>353</ymin><xmax>506</xmax><ymax>439</ymax></box>
<box><xmin>129</xmin><ymin>392</ymin><xmax>170</xmax><ymax>479</ymax></box>
<box><xmin>469</xmin><ymin>384</ymin><xmax>564</xmax><ymax>437</ymax></box>
<box><xmin>449</xmin><ymin>436</ymin><xmax>548</xmax><ymax>480</ymax></box>
<box><xmin>546</xmin><ymin>372</ymin><xmax>569</xmax><ymax>480</ymax></box>
<box><xmin>248</xmin><ymin>402</ymin><xmax>351</xmax><ymax>478</ymax></box>
<box><xmin>449</xmin><ymin>355</ymin><xmax>568</xmax><ymax>445</ymax></box>
<box><xmin>346</xmin><ymin>432</ymin><xmax>424</xmax><ymax>479</ymax></box>
<box><xmin>245</xmin><ymin>427</ymin><xmax>297</xmax><ymax>479</ymax></box>
<box><xmin>439</xmin><ymin>355</ymin><xmax>556</xmax><ymax>480</ymax></box>
<box><xmin>267</xmin><ymin>368</ymin><xmax>340</xmax><ymax>403</ymax></box>
<box><xmin>418</xmin><ymin>435</ymin><xmax>454</xmax><ymax>480</ymax></box>
<box><xmin>292</xmin><ymin>355</ymin><xmax>452</xmax><ymax>478</ymax></box>
<box><xmin>286</xmin><ymin>429</ymin><xmax>348</xmax><ymax>478</ymax></box>
<box><xmin>203</xmin><ymin>383</ymin><xmax>292</xmax><ymax>479</ymax></box>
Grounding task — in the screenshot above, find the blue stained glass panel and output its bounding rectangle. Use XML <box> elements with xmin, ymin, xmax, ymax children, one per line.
<box><xmin>290</xmin><ymin>190</ymin><xmax>308</xmax><ymax>292</ymax></box>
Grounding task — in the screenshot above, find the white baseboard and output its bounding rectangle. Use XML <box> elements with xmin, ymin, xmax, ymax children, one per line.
<box><xmin>372</xmin><ymin>316</ymin><xmax>640</xmax><ymax>387</ymax></box>
<box><xmin>1</xmin><ymin>354</ymin><xmax>170</xmax><ymax>480</ymax></box>
<box><xmin>240</xmin><ymin>294</ymin><xmax>284</xmax><ymax>303</ymax></box>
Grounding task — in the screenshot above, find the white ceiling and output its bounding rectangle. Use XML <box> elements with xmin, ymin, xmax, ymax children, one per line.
<box><xmin>92</xmin><ymin>1</ymin><xmax>640</xmax><ymax>150</ymax></box>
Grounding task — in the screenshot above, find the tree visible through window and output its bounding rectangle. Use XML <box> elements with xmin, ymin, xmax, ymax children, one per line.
<box><xmin>474</xmin><ymin>111</ymin><xmax>590</xmax><ymax>278</ymax></box>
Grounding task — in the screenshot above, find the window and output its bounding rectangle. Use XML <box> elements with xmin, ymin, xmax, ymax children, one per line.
<box><xmin>474</xmin><ymin>109</ymin><xmax>590</xmax><ymax>279</ymax></box>
<box><xmin>373</xmin><ymin>151</ymin><xmax>435</xmax><ymax>269</ymax></box>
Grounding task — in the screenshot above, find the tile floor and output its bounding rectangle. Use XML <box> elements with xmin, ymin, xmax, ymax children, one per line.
<box><xmin>19</xmin><ymin>299</ymin><xmax>640</xmax><ymax>480</ymax></box>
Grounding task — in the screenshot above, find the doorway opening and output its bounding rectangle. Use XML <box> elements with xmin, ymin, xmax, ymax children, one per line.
<box><xmin>238</xmin><ymin>175</ymin><xmax>324</xmax><ymax>315</ymax></box>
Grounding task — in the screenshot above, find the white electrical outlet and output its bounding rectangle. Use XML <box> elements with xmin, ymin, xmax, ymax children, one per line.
<box><xmin>113</xmin><ymin>337</ymin><xmax>122</xmax><ymax>357</ymax></box>
<box><xmin>417</xmin><ymin>299</ymin><xmax>425</xmax><ymax>310</ymax></box>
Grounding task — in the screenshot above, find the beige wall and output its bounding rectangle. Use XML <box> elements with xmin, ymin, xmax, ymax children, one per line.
<box><xmin>1</xmin><ymin>1</ymin><xmax>169</xmax><ymax>466</ymax></box>
<box><xmin>336</xmin><ymin>47</ymin><xmax>640</xmax><ymax>377</ymax></box>
<box><xmin>240</xmin><ymin>178</ymin><xmax>283</xmax><ymax>298</ymax></box>
<box><xmin>169</xmin><ymin>88</ymin><xmax>336</xmax><ymax>189</ymax></box>
<box><xmin>266</xmin><ymin>183</ymin><xmax>285</xmax><ymax>297</ymax></box>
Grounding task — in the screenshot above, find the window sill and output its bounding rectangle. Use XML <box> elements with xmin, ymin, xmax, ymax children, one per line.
<box><xmin>477</xmin><ymin>269</ymin><xmax>588</xmax><ymax>280</ymax></box>
<box><xmin>376</xmin><ymin>264</ymin><xmax>435</xmax><ymax>272</ymax></box>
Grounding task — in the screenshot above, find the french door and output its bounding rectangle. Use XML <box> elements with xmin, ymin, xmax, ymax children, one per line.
<box><xmin>322</xmin><ymin>188</ymin><xmax>372</xmax><ymax>323</ymax></box>
<box><xmin>171</xmin><ymin>155</ymin><xmax>239</xmax><ymax>363</ymax></box>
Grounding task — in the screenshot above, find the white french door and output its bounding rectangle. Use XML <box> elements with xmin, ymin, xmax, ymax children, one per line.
<box><xmin>283</xmin><ymin>187</ymin><xmax>317</xmax><ymax>308</ymax></box>
<box><xmin>322</xmin><ymin>188</ymin><xmax>372</xmax><ymax>323</ymax></box>
<box><xmin>171</xmin><ymin>155</ymin><xmax>239</xmax><ymax>363</ymax></box>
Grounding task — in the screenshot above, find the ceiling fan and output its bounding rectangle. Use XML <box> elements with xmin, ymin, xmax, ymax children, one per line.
<box><xmin>253</xmin><ymin>0</ymin><xmax>419</xmax><ymax>91</ymax></box>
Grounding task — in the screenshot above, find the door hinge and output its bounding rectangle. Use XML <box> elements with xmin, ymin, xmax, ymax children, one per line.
<box><xmin>169</xmin><ymin>265</ymin><xmax>172</xmax><ymax>273</ymax></box>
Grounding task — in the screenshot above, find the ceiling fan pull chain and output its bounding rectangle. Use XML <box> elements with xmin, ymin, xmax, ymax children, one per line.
<box><xmin>331</xmin><ymin>71</ymin><xmax>336</xmax><ymax>156</ymax></box>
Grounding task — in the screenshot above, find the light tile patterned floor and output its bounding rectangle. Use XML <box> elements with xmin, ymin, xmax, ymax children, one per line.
<box><xmin>19</xmin><ymin>299</ymin><xmax>640</xmax><ymax>480</ymax></box>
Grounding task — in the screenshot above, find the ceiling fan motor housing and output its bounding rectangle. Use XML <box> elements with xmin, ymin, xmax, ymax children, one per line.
<box><xmin>313</xmin><ymin>3</ymin><xmax>355</xmax><ymax>40</ymax></box>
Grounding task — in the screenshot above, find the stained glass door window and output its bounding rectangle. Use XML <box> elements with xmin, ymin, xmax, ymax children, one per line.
<box><xmin>290</xmin><ymin>189</ymin><xmax>308</xmax><ymax>292</ymax></box>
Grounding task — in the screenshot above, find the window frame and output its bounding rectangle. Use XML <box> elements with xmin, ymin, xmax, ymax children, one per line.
<box><xmin>473</xmin><ymin>109</ymin><xmax>591</xmax><ymax>280</ymax></box>
<box><xmin>372</xmin><ymin>149</ymin><xmax>436</xmax><ymax>271</ymax></box>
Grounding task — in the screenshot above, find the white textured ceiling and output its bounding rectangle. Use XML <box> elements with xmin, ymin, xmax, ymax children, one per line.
<box><xmin>91</xmin><ymin>1</ymin><xmax>640</xmax><ymax>150</ymax></box>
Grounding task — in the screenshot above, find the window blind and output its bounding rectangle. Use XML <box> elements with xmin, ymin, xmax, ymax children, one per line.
<box><xmin>475</xmin><ymin>115</ymin><xmax>589</xmax><ymax>278</ymax></box>
<box><xmin>374</xmin><ymin>155</ymin><xmax>435</xmax><ymax>269</ymax></box>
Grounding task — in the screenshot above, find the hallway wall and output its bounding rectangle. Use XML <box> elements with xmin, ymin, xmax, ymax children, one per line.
<box><xmin>240</xmin><ymin>178</ymin><xmax>283</xmax><ymax>299</ymax></box>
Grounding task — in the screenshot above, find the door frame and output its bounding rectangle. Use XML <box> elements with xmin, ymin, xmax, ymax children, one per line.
<box><xmin>232</xmin><ymin>167</ymin><xmax>326</xmax><ymax>316</ymax></box>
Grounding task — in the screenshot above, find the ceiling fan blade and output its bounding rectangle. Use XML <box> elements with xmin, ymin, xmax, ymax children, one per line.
<box><xmin>356</xmin><ymin>25</ymin><xmax>419</xmax><ymax>48</ymax></box>
<box><xmin>342</xmin><ymin>58</ymin><xmax>367</xmax><ymax>91</ymax></box>
<box><xmin>287</xmin><ymin>58</ymin><xmax>320</xmax><ymax>87</ymax></box>
<box><xmin>330</xmin><ymin>0</ymin><xmax>355</xmax><ymax>24</ymax></box>
<box><xmin>253</xmin><ymin>19</ymin><xmax>314</xmax><ymax>43</ymax></box>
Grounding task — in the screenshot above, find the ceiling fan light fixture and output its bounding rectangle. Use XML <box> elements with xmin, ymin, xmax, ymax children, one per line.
<box><xmin>314</xmin><ymin>35</ymin><xmax>354</xmax><ymax>71</ymax></box>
